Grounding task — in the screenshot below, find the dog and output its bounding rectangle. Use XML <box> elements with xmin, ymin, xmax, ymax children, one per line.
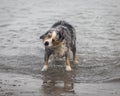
<box><xmin>40</xmin><ymin>21</ymin><xmax>77</xmax><ymax>71</ymax></box>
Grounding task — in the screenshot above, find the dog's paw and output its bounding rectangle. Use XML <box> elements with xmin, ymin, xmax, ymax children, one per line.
<box><xmin>41</xmin><ymin>65</ymin><xmax>48</xmax><ymax>71</ymax></box>
<box><xmin>73</xmin><ymin>58</ymin><xmax>79</xmax><ymax>64</ymax></box>
<box><xmin>66</xmin><ymin>65</ymin><xmax>72</xmax><ymax>71</ymax></box>
<box><xmin>74</xmin><ymin>60</ymin><xmax>79</xmax><ymax>64</ymax></box>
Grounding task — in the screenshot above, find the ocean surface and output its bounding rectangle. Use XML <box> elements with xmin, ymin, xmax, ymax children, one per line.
<box><xmin>0</xmin><ymin>0</ymin><xmax>120</xmax><ymax>96</ymax></box>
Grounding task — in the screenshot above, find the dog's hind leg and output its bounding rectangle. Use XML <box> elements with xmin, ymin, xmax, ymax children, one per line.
<box><xmin>71</xmin><ymin>42</ymin><xmax>78</xmax><ymax>64</ymax></box>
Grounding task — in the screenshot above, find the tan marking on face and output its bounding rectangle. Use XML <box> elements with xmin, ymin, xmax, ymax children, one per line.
<box><xmin>42</xmin><ymin>31</ymin><xmax>57</xmax><ymax>47</ymax></box>
<box><xmin>52</xmin><ymin>39</ymin><xmax>61</xmax><ymax>46</ymax></box>
<box><xmin>43</xmin><ymin>31</ymin><xmax>56</xmax><ymax>40</ymax></box>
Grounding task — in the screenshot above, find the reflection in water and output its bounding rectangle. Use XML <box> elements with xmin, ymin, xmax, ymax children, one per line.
<box><xmin>41</xmin><ymin>60</ymin><xmax>78</xmax><ymax>95</ymax></box>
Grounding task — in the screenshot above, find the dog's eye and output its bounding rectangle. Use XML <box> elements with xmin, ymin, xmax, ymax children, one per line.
<box><xmin>48</xmin><ymin>34</ymin><xmax>52</xmax><ymax>38</ymax></box>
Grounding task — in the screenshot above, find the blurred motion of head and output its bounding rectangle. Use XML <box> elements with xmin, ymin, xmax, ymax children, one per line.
<box><xmin>40</xmin><ymin>28</ymin><xmax>64</xmax><ymax>47</ymax></box>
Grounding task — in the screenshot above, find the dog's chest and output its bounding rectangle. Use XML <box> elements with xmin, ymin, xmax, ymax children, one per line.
<box><xmin>53</xmin><ymin>44</ymin><xmax>67</xmax><ymax>58</ymax></box>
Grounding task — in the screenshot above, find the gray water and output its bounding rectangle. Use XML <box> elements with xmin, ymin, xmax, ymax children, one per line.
<box><xmin>0</xmin><ymin>0</ymin><xmax>120</xmax><ymax>96</ymax></box>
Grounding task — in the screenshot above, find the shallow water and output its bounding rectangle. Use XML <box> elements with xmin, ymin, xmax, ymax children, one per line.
<box><xmin>0</xmin><ymin>0</ymin><xmax>120</xmax><ymax>96</ymax></box>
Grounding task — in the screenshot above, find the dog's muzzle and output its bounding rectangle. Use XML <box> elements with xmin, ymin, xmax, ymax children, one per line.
<box><xmin>44</xmin><ymin>41</ymin><xmax>49</xmax><ymax>46</ymax></box>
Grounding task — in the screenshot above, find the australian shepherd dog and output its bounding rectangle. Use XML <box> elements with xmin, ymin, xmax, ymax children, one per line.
<box><xmin>40</xmin><ymin>21</ymin><xmax>77</xmax><ymax>71</ymax></box>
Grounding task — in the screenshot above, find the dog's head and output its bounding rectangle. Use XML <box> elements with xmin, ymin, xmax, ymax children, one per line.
<box><xmin>40</xmin><ymin>28</ymin><xmax>65</xmax><ymax>47</ymax></box>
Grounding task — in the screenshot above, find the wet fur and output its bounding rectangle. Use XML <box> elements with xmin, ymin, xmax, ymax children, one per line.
<box><xmin>40</xmin><ymin>21</ymin><xmax>76</xmax><ymax>71</ymax></box>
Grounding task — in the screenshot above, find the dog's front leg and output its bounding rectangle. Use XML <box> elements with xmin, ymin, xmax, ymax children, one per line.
<box><xmin>42</xmin><ymin>50</ymin><xmax>51</xmax><ymax>71</ymax></box>
<box><xmin>65</xmin><ymin>52</ymin><xmax>72</xmax><ymax>71</ymax></box>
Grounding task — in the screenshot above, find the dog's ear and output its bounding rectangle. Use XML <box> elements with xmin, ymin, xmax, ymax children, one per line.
<box><xmin>40</xmin><ymin>35</ymin><xmax>44</xmax><ymax>39</ymax></box>
<box><xmin>58</xmin><ymin>28</ymin><xmax>65</xmax><ymax>41</ymax></box>
<box><xmin>40</xmin><ymin>31</ymin><xmax>49</xmax><ymax>39</ymax></box>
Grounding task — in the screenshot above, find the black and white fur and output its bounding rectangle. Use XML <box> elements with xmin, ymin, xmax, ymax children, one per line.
<box><xmin>40</xmin><ymin>21</ymin><xmax>77</xmax><ymax>71</ymax></box>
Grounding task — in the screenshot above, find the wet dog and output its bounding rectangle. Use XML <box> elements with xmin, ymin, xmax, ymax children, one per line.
<box><xmin>40</xmin><ymin>21</ymin><xmax>77</xmax><ymax>71</ymax></box>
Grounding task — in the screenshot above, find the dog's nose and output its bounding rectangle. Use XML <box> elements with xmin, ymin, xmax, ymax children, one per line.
<box><xmin>44</xmin><ymin>41</ymin><xmax>49</xmax><ymax>46</ymax></box>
